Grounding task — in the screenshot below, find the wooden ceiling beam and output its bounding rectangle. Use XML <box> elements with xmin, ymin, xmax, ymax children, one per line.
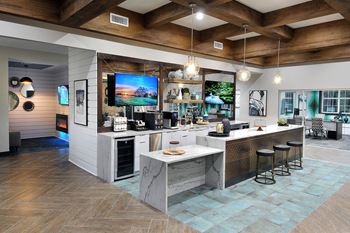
<box><xmin>231</xmin><ymin>19</ymin><xmax>350</xmax><ymax>59</ymax></box>
<box><xmin>0</xmin><ymin>0</ymin><xmax>60</xmax><ymax>23</ymax></box>
<box><xmin>263</xmin><ymin>44</ymin><xmax>350</xmax><ymax>67</ymax></box>
<box><xmin>263</xmin><ymin>0</ymin><xmax>336</xmax><ymax>28</ymax></box>
<box><xmin>144</xmin><ymin>3</ymin><xmax>190</xmax><ymax>28</ymax></box>
<box><xmin>199</xmin><ymin>24</ymin><xmax>243</xmax><ymax>42</ymax></box>
<box><xmin>204</xmin><ymin>1</ymin><xmax>294</xmax><ymax>41</ymax></box>
<box><xmin>60</xmin><ymin>0</ymin><xmax>126</xmax><ymax>27</ymax></box>
<box><xmin>323</xmin><ymin>0</ymin><xmax>350</xmax><ymax>22</ymax></box>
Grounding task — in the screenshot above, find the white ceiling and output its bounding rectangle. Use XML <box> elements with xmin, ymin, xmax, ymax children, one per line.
<box><xmin>172</xmin><ymin>14</ymin><xmax>227</xmax><ymax>31</ymax></box>
<box><xmin>119</xmin><ymin>0</ymin><xmax>170</xmax><ymax>14</ymax></box>
<box><xmin>236</xmin><ymin>0</ymin><xmax>311</xmax><ymax>13</ymax></box>
<box><xmin>288</xmin><ymin>13</ymin><xmax>344</xmax><ymax>29</ymax></box>
<box><xmin>226</xmin><ymin>32</ymin><xmax>261</xmax><ymax>41</ymax></box>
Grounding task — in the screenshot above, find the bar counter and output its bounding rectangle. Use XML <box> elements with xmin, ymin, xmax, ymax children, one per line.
<box><xmin>197</xmin><ymin>125</ymin><xmax>304</xmax><ymax>187</ymax></box>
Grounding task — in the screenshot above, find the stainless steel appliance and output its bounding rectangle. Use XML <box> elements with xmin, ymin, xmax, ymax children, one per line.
<box><xmin>163</xmin><ymin>111</ymin><xmax>179</xmax><ymax>129</ymax></box>
<box><xmin>144</xmin><ymin>112</ymin><xmax>163</xmax><ymax>130</ymax></box>
<box><xmin>149</xmin><ymin>133</ymin><xmax>162</xmax><ymax>151</ymax></box>
<box><xmin>114</xmin><ymin>137</ymin><xmax>134</xmax><ymax>180</ymax></box>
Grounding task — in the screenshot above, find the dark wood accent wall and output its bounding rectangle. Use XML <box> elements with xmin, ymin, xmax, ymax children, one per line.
<box><xmin>225</xmin><ymin>128</ymin><xmax>303</xmax><ymax>187</ymax></box>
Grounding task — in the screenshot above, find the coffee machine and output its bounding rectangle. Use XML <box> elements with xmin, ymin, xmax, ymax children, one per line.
<box><xmin>163</xmin><ymin>111</ymin><xmax>179</xmax><ymax>129</ymax></box>
<box><xmin>144</xmin><ymin>112</ymin><xmax>163</xmax><ymax>130</ymax></box>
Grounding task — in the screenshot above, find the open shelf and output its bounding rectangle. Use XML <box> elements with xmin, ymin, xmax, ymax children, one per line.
<box><xmin>164</xmin><ymin>78</ymin><xmax>203</xmax><ymax>85</ymax></box>
<box><xmin>164</xmin><ymin>99</ymin><xmax>204</xmax><ymax>104</ymax></box>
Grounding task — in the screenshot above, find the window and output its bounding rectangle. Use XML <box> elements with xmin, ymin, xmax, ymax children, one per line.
<box><xmin>340</xmin><ymin>90</ymin><xmax>350</xmax><ymax>114</ymax></box>
<box><xmin>284</xmin><ymin>92</ymin><xmax>294</xmax><ymax>113</ymax></box>
<box><xmin>322</xmin><ymin>91</ymin><xmax>339</xmax><ymax>113</ymax></box>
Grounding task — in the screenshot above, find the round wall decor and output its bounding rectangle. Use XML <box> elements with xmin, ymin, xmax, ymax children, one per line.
<box><xmin>9</xmin><ymin>76</ymin><xmax>20</xmax><ymax>88</ymax></box>
<box><xmin>8</xmin><ymin>91</ymin><xmax>19</xmax><ymax>111</ymax></box>
<box><xmin>23</xmin><ymin>101</ymin><xmax>35</xmax><ymax>112</ymax></box>
<box><xmin>20</xmin><ymin>84</ymin><xmax>35</xmax><ymax>98</ymax></box>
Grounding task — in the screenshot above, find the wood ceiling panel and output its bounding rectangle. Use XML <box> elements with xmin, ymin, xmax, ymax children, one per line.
<box><xmin>263</xmin><ymin>45</ymin><xmax>350</xmax><ymax>67</ymax></box>
<box><xmin>144</xmin><ymin>2</ymin><xmax>190</xmax><ymax>28</ymax></box>
<box><xmin>231</xmin><ymin>20</ymin><xmax>350</xmax><ymax>59</ymax></box>
<box><xmin>263</xmin><ymin>0</ymin><xmax>335</xmax><ymax>28</ymax></box>
<box><xmin>0</xmin><ymin>0</ymin><xmax>60</xmax><ymax>23</ymax></box>
<box><xmin>60</xmin><ymin>0</ymin><xmax>127</xmax><ymax>27</ymax></box>
<box><xmin>324</xmin><ymin>0</ymin><xmax>350</xmax><ymax>22</ymax></box>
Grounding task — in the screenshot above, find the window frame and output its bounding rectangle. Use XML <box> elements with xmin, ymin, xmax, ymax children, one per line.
<box><xmin>321</xmin><ymin>90</ymin><xmax>350</xmax><ymax>115</ymax></box>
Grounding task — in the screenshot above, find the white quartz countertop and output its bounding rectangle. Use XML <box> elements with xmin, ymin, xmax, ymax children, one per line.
<box><xmin>140</xmin><ymin>145</ymin><xmax>223</xmax><ymax>164</ymax></box>
<box><xmin>99</xmin><ymin>120</ymin><xmax>249</xmax><ymax>139</ymax></box>
<box><xmin>200</xmin><ymin>124</ymin><xmax>304</xmax><ymax>142</ymax></box>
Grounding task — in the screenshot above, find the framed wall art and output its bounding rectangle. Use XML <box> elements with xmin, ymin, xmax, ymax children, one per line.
<box><xmin>249</xmin><ymin>90</ymin><xmax>267</xmax><ymax>117</ymax></box>
<box><xmin>74</xmin><ymin>79</ymin><xmax>88</xmax><ymax>126</ymax></box>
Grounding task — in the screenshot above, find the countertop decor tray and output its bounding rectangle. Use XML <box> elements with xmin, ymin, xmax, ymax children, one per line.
<box><xmin>208</xmin><ymin>131</ymin><xmax>229</xmax><ymax>137</ymax></box>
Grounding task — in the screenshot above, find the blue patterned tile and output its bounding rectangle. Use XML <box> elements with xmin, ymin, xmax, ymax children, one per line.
<box><xmin>187</xmin><ymin>216</ymin><xmax>214</xmax><ymax>232</ymax></box>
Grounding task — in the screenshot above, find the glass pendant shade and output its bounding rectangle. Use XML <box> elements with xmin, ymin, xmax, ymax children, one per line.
<box><xmin>273</xmin><ymin>71</ymin><xmax>282</xmax><ymax>84</ymax></box>
<box><xmin>237</xmin><ymin>66</ymin><xmax>251</xmax><ymax>82</ymax></box>
<box><xmin>184</xmin><ymin>56</ymin><xmax>200</xmax><ymax>78</ymax></box>
<box><xmin>20</xmin><ymin>77</ymin><xmax>33</xmax><ymax>84</ymax></box>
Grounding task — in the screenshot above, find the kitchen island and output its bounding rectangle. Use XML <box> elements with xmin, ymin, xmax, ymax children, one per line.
<box><xmin>139</xmin><ymin>145</ymin><xmax>224</xmax><ymax>213</ymax></box>
<box><xmin>197</xmin><ymin>125</ymin><xmax>304</xmax><ymax>187</ymax></box>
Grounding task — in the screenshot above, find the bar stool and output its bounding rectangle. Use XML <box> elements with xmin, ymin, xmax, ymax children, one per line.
<box><xmin>255</xmin><ymin>149</ymin><xmax>275</xmax><ymax>185</ymax></box>
<box><xmin>273</xmin><ymin>144</ymin><xmax>291</xmax><ymax>176</ymax></box>
<box><xmin>287</xmin><ymin>141</ymin><xmax>303</xmax><ymax>170</ymax></box>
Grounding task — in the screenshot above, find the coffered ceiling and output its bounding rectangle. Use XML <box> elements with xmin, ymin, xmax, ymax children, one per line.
<box><xmin>0</xmin><ymin>0</ymin><xmax>349</xmax><ymax>67</ymax></box>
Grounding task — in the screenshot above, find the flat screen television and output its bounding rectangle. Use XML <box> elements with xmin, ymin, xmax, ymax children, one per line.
<box><xmin>109</xmin><ymin>73</ymin><xmax>158</xmax><ymax>106</ymax></box>
<box><xmin>58</xmin><ymin>85</ymin><xmax>69</xmax><ymax>106</ymax></box>
<box><xmin>205</xmin><ymin>81</ymin><xmax>234</xmax><ymax>104</ymax></box>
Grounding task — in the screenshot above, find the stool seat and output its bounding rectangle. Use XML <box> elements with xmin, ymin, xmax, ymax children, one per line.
<box><xmin>287</xmin><ymin>141</ymin><xmax>303</xmax><ymax>147</ymax></box>
<box><xmin>273</xmin><ymin>144</ymin><xmax>291</xmax><ymax>151</ymax></box>
<box><xmin>256</xmin><ymin>149</ymin><xmax>274</xmax><ymax>156</ymax></box>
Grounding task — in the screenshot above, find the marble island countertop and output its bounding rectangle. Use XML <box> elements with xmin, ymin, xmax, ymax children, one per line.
<box><xmin>201</xmin><ymin>124</ymin><xmax>304</xmax><ymax>142</ymax></box>
<box><xmin>140</xmin><ymin>145</ymin><xmax>223</xmax><ymax>164</ymax></box>
<box><xmin>99</xmin><ymin>120</ymin><xmax>249</xmax><ymax>139</ymax></box>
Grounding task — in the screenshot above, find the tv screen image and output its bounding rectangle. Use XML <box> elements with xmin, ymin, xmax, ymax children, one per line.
<box><xmin>58</xmin><ymin>85</ymin><xmax>69</xmax><ymax>106</ymax></box>
<box><xmin>115</xmin><ymin>73</ymin><xmax>158</xmax><ymax>106</ymax></box>
<box><xmin>205</xmin><ymin>81</ymin><xmax>234</xmax><ymax>104</ymax></box>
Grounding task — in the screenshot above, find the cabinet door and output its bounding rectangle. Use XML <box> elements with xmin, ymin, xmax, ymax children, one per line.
<box><xmin>134</xmin><ymin>135</ymin><xmax>150</xmax><ymax>172</ymax></box>
<box><xmin>179</xmin><ymin>130</ymin><xmax>196</xmax><ymax>146</ymax></box>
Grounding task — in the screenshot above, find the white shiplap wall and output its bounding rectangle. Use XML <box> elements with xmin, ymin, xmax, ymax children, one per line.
<box><xmin>68</xmin><ymin>48</ymin><xmax>98</xmax><ymax>175</ymax></box>
<box><xmin>9</xmin><ymin>67</ymin><xmax>57</xmax><ymax>139</ymax></box>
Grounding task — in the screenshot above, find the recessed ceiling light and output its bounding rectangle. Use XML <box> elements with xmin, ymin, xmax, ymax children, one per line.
<box><xmin>196</xmin><ymin>12</ymin><xmax>204</xmax><ymax>20</ymax></box>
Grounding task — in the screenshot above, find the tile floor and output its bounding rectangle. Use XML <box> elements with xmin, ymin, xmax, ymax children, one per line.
<box><xmin>114</xmin><ymin>158</ymin><xmax>350</xmax><ymax>233</ymax></box>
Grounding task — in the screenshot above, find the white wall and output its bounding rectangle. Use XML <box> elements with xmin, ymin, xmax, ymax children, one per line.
<box><xmin>9</xmin><ymin>67</ymin><xmax>57</xmax><ymax>139</ymax></box>
<box><xmin>237</xmin><ymin>61</ymin><xmax>350</xmax><ymax>125</ymax></box>
<box><xmin>68</xmin><ymin>48</ymin><xmax>98</xmax><ymax>175</ymax></box>
<box><xmin>0</xmin><ymin>54</ymin><xmax>9</xmax><ymax>152</ymax></box>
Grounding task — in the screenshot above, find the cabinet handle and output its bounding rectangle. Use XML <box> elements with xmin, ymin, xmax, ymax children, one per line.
<box><xmin>182</xmin><ymin>135</ymin><xmax>188</xmax><ymax>138</ymax></box>
<box><xmin>139</xmin><ymin>141</ymin><xmax>146</xmax><ymax>143</ymax></box>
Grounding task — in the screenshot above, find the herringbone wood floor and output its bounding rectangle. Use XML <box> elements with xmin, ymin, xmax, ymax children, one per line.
<box><xmin>0</xmin><ymin>148</ymin><xmax>198</xmax><ymax>233</ymax></box>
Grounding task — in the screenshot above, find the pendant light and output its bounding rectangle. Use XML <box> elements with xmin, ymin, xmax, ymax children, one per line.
<box><xmin>184</xmin><ymin>3</ymin><xmax>200</xmax><ymax>79</ymax></box>
<box><xmin>237</xmin><ymin>24</ymin><xmax>251</xmax><ymax>82</ymax></box>
<box><xmin>273</xmin><ymin>39</ymin><xmax>282</xmax><ymax>85</ymax></box>
<box><xmin>20</xmin><ymin>64</ymin><xmax>33</xmax><ymax>84</ymax></box>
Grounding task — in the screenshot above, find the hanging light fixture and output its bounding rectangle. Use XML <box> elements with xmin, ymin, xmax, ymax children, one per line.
<box><xmin>273</xmin><ymin>39</ymin><xmax>282</xmax><ymax>85</ymax></box>
<box><xmin>20</xmin><ymin>64</ymin><xmax>33</xmax><ymax>84</ymax></box>
<box><xmin>184</xmin><ymin>3</ymin><xmax>200</xmax><ymax>79</ymax></box>
<box><xmin>237</xmin><ymin>24</ymin><xmax>251</xmax><ymax>82</ymax></box>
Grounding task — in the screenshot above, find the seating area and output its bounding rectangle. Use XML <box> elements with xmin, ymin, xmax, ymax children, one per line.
<box><xmin>255</xmin><ymin>141</ymin><xmax>303</xmax><ymax>186</ymax></box>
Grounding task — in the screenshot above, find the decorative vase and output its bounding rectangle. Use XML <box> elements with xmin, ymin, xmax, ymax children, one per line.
<box><xmin>344</xmin><ymin>116</ymin><xmax>349</xmax><ymax>123</ymax></box>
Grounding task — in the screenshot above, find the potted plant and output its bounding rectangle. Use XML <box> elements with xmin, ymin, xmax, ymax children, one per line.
<box><xmin>277</xmin><ymin>118</ymin><xmax>289</xmax><ymax>126</ymax></box>
<box><xmin>182</xmin><ymin>88</ymin><xmax>190</xmax><ymax>100</ymax></box>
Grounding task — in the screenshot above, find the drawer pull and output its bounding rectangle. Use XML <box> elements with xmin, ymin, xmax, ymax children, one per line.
<box><xmin>139</xmin><ymin>141</ymin><xmax>146</xmax><ymax>144</ymax></box>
